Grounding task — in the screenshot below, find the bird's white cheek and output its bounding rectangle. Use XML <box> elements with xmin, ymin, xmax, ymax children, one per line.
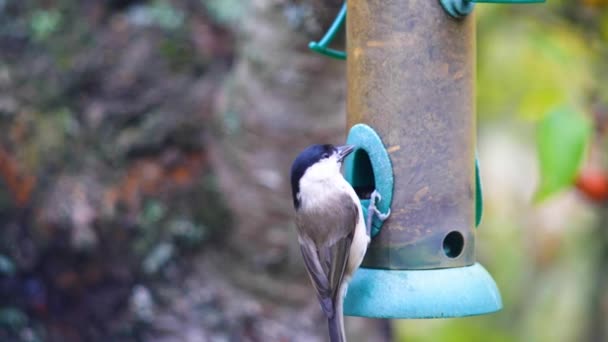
<box><xmin>298</xmin><ymin>160</ymin><xmax>344</xmax><ymax>210</ymax></box>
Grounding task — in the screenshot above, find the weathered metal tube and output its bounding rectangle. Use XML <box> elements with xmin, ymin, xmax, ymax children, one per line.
<box><xmin>347</xmin><ymin>0</ymin><xmax>476</xmax><ymax>269</ymax></box>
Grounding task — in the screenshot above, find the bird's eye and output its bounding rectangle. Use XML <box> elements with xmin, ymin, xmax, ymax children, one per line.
<box><xmin>321</xmin><ymin>153</ymin><xmax>330</xmax><ymax>159</ymax></box>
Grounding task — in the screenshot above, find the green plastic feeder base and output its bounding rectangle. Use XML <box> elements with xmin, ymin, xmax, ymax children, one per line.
<box><xmin>343</xmin><ymin>263</ymin><xmax>502</xmax><ymax>318</ymax></box>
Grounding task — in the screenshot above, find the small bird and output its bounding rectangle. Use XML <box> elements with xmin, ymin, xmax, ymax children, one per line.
<box><xmin>290</xmin><ymin>144</ymin><xmax>389</xmax><ymax>342</ymax></box>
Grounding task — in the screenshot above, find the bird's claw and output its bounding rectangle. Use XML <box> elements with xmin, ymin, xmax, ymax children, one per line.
<box><xmin>371</xmin><ymin>189</ymin><xmax>382</xmax><ymax>203</ymax></box>
<box><xmin>366</xmin><ymin>190</ymin><xmax>391</xmax><ymax>236</ymax></box>
<box><xmin>374</xmin><ymin>207</ymin><xmax>391</xmax><ymax>221</ymax></box>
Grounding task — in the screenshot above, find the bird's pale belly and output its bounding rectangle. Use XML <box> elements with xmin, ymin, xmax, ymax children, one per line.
<box><xmin>347</xmin><ymin>209</ymin><xmax>369</xmax><ymax>277</ymax></box>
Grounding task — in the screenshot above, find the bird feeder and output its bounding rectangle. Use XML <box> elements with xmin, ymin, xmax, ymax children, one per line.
<box><xmin>309</xmin><ymin>0</ymin><xmax>544</xmax><ymax>319</ymax></box>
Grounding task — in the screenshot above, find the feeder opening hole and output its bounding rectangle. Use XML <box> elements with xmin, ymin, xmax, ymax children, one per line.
<box><xmin>350</xmin><ymin>149</ymin><xmax>375</xmax><ymax>199</ymax></box>
<box><xmin>443</xmin><ymin>231</ymin><xmax>464</xmax><ymax>258</ymax></box>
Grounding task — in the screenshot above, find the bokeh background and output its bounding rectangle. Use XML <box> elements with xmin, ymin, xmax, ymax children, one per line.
<box><xmin>0</xmin><ymin>0</ymin><xmax>607</xmax><ymax>341</ymax></box>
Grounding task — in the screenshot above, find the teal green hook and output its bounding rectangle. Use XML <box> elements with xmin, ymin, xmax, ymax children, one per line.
<box><xmin>310</xmin><ymin>1</ymin><xmax>546</xmax><ymax>50</ymax></box>
<box><xmin>308</xmin><ymin>3</ymin><xmax>347</xmax><ymax>60</ymax></box>
<box><xmin>440</xmin><ymin>0</ymin><xmax>545</xmax><ymax>19</ymax></box>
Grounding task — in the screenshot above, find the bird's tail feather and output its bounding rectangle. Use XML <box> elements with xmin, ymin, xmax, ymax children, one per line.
<box><xmin>328</xmin><ymin>282</ymin><xmax>347</xmax><ymax>342</ymax></box>
<box><xmin>328</xmin><ymin>313</ymin><xmax>345</xmax><ymax>342</ymax></box>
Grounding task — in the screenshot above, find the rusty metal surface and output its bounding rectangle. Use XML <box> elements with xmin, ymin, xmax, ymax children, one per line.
<box><xmin>347</xmin><ymin>0</ymin><xmax>476</xmax><ymax>269</ymax></box>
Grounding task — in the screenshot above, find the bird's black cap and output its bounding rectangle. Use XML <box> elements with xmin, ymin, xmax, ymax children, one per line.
<box><xmin>290</xmin><ymin>144</ymin><xmax>354</xmax><ymax>209</ymax></box>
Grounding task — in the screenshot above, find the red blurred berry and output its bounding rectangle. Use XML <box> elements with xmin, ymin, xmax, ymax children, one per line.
<box><xmin>576</xmin><ymin>168</ymin><xmax>608</xmax><ymax>202</ymax></box>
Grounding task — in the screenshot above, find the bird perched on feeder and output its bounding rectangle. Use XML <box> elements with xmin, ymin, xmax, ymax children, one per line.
<box><xmin>290</xmin><ymin>144</ymin><xmax>389</xmax><ymax>342</ymax></box>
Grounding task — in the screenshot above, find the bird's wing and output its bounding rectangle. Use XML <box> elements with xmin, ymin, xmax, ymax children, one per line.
<box><xmin>297</xmin><ymin>194</ymin><xmax>358</xmax><ymax>319</ymax></box>
<box><xmin>299</xmin><ymin>241</ymin><xmax>335</xmax><ymax>317</ymax></box>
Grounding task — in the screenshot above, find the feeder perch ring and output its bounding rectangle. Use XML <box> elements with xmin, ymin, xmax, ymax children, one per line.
<box><xmin>343</xmin><ymin>124</ymin><xmax>394</xmax><ymax>237</ymax></box>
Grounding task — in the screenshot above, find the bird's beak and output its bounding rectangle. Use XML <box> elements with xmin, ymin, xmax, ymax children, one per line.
<box><xmin>336</xmin><ymin>144</ymin><xmax>355</xmax><ymax>162</ymax></box>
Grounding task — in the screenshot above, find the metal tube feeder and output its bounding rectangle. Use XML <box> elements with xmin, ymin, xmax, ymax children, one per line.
<box><xmin>308</xmin><ymin>0</ymin><xmax>544</xmax><ymax>319</ymax></box>
<box><xmin>342</xmin><ymin>0</ymin><xmax>499</xmax><ymax>319</ymax></box>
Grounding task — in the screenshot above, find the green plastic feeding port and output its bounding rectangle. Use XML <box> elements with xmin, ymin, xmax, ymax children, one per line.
<box><xmin>343</xmin><ymin>124</ymin><xmax>393</xmax><ymax>238</ymax></box>
<box><xmin>440</xmin><ymin>0</ymin><xmax>546</xmax><ymax>19</ymax></box>
<box><xmin>340</xmin><ymin>0</ymin><xmax>502</xmax><ymax>319</ymax></box>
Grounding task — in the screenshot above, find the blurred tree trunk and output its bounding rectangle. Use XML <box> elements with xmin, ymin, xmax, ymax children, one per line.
<box><xmin>210</xmin><ymin>0</ymin><xmax>345</xmax><ymax>283</ymax></box>
<box><xmin>208</xmin><ymin>1</ymin><xmax>390</xmax><ymax>340</ymax></box>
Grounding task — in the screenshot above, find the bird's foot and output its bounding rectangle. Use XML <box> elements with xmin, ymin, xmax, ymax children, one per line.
<box><xmin>366</xmin><ymin>190</ymin><xmax>391</xmax><ymax>236</ymax></box>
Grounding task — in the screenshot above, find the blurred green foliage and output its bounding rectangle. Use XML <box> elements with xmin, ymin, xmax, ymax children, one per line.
<box><xmin>204</xmin><ymin>0</ymin><xmax>246</xmax><ymax>24</ymax></box>
<box><xmin>0</xmin><ymin>255</ymin><xmax>15</xmax><ymax>276</ymax></box>
<box><xmin>477</xmin><ymin>5</ymin><xmax>594</xmax><ymax>121</ymax></box>
<box><xmin>0</xmin><ymin>307</ymin><xmax>27</xmax><ymax>332</ymax></box>
<box><xmin>29</xmin><ymin>9</ymin><xmax>62</xmax><ymax>41</ymax></box>
<box><xmin>476</xmin><ymin>1</ymin><xmax>604</xmax><ymax>202</ymax></box>
<box><xmin>128</xmin><ymin>1</ymin><xmax>185</xmax><ymax>30</ymax></box>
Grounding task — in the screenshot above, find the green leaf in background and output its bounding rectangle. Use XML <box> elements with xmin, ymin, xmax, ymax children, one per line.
<box><xmin>534</xmin><ymin>106</ymin><xmax>592</xmax><ymax>202</ymax></box>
